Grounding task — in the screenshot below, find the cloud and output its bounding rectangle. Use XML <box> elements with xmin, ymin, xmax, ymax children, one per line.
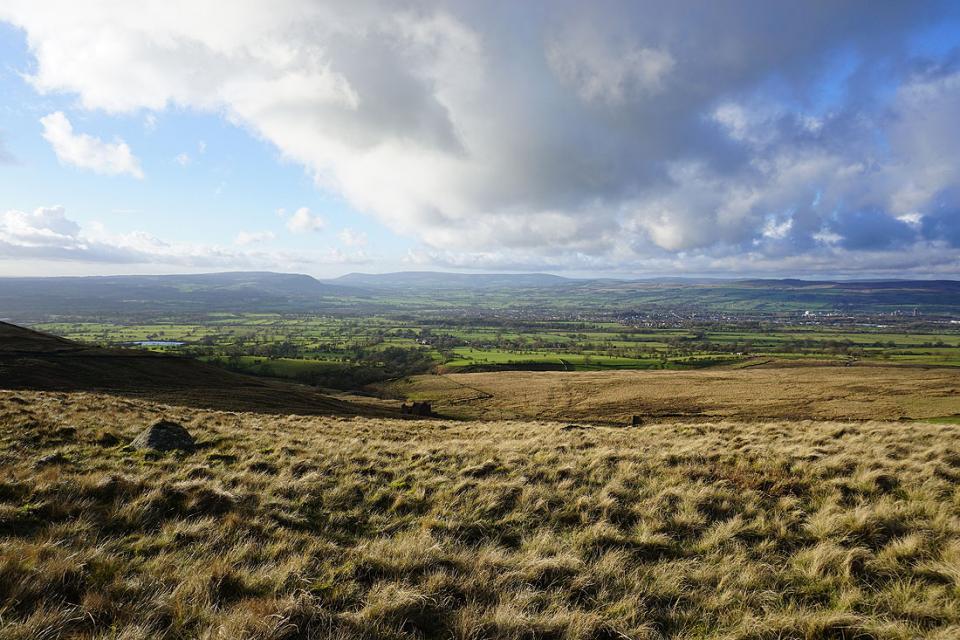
<box><xmin>174</xmin><ymin>152</ymin><xmax>191</xmax><ymax>166</ymax></box>
<box><xmin>1</xmin><ymin>205</ymin><xmax>79</xmax><ymax>247</ymax></box>
<box><xmin>0</xmin><ymin>205</ymin><xmax>222</xmax><ymax>264</ymax></box>
<box><xmin>761</xmin><ymin>216</ymin><xmax>793</xmax><ymax>241</ymax></box>
<box><xmin>545</xmin><ymin>26</ymin><xmax>674</xmax><ymax>105</ymax></box>
<box><xmin>4</xmin><ymin>2</ymin><xmax>960</xmax><ymax>273</ymax></box>
<box><xmin>234</xmin><ymin>230</ymin><xmax>275</xmax><ymax>246</ymax></box>
<box><xmin>40</xmin><ymin>111</ymin><xmax>143</xmax><ymax>178</ymax></box>
<box><xmin>338</xmin><ymin>227</ymin><xmax>367</xmax><ymax>247</ymax></box>
<box><xmin>286</xmin><ymin>207</ymin><xmax>325</xmax><ymax>233</ymax></box>
<box><xmin>0</xmin><ymin>205</ymin><xmax>356</xmax><ymax>269</ymax></box>
<box><xmin>828</xmin><ymin>210</ymin><xmax>917</xmax><ymax>251</ymax></box>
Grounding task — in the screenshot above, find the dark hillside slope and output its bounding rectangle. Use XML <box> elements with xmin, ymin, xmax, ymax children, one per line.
<box><xmin>0</xmin><ymin>322</ymin><xmax>392</xmax><ymax>416</ymax></box>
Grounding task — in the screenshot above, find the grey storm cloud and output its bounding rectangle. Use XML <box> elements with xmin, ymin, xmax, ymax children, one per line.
<box><xmin>2</xmin><ymin>0</ymin><xmax>960</xmax><ymax>274</ymax></box>
<box><xmin>829</xmin><ymin>211</ymin><xmax>917</xmax><ymax>251</ymax></box>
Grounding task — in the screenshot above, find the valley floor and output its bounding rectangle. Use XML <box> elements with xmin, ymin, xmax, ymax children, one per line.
<box><xmin>1</xmin><ymin>390</ymin><xmax>959</xmax><ymax>638</ymax></box>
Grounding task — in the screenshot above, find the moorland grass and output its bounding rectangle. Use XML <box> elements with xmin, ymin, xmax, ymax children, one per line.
<box><xmin>1</xmin><ymin>390</ymin><xmax>959</xmax><ymax>639</ymax></box>
<box><xmin>389</xmin><ymin>366</ymin><xmax>960</xmax><ymax>424</ymax></box>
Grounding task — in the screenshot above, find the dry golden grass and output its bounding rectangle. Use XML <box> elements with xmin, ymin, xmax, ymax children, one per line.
<box><xmin>1</xmin><ymin>388</ymin><xmax>959</xmax><ymax>638</ymax></box>
<box><xmin>388</xmin><ymin>365</ymin><xmax>960</xmax><ymax>424</ymax></box>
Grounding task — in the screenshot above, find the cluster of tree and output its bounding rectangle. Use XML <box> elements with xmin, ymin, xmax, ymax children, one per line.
<box><xmin>217</xmin><ymin>345</ymin><xmax>435</xmax><ymax>391</ymax></box>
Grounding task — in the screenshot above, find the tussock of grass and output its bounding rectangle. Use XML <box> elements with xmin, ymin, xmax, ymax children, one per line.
<box><xmin>1</xmin><ymin>389</ymin><xmax>959</xmax><ymax>639</ymax></box>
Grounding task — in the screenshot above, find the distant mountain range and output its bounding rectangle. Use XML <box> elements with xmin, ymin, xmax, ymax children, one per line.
<box><xmin>1</xmin><ymin>271</ymin><xmax>959</xmax><ymax>320</ymax></box>
<box><xmin>327</xmin><ymin>271</ymin><xmax>572</xmax><ymax>289</ymax></box>
<box><xmin>0</xmin><ymin>271</ymin><xmax>350</xmax><ymax>318</ymax></box>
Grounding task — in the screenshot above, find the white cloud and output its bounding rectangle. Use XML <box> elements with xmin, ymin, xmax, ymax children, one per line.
<box><xmin>338</xmin><ymin>227</ymin><xmax>367</xmax><ymax>247</ymax></box>
<box><xmin>286</xmin><ymin>207</ymin><xmax>325</xmax><ymax>233</ymax></box>
<box><xmin>761</xmin><ymin>216</ymin><xmax>793</xmax><ymax>240</ymax></box>
<box><xmin>813</xmin><ymin>229</ymin><xmax>841</xmax><ymax>246</ymax></box>
<box><xmin>0</xmin><ymin>205</ymin><xmax>363</xmax><ymax>269</ymax></box>
<box><xmin>234</xmin><ymin>230</ymin><xmax>275</xmax><ymax>246</ymax></box>
<box><xmin>39</xmin><ymin>111</ymin><xmax>143</xmax><ymax>178</ymax></box>
<box><xmin>174</xmin><ymin>152</ymin><xmax>191</xmax><ymax>166</ymax></box>
<box><xmin>1</xmin><ymin>205</ymin><xmax>79</xmax><ymax>247</ymax></box>
<box><xmin>0</xmin><ymin>205</ymin><xmax>219</xmax><ymax>263</ymax></box>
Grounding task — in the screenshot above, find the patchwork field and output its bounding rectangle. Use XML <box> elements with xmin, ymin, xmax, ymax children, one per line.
<box><xmin>388</xmin><ymin>365</ymin><xmax>960</xmax><ymax>424</ymax></box>
<box><xmin>2</xmin><ymin>389</ymin><xmax>960</xmax><ymax>639</ymax></box>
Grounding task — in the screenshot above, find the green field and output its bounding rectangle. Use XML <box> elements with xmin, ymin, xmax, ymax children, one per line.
<box><xmin>30</xmin><ymin>309</ymin><xmax>960</xmax><ymax>391</ymax></box>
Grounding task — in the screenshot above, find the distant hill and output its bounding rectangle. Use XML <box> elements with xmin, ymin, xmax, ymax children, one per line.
<box><xmin>734</xmin><ymin>278</ymin><xmax>960</xmax><ymax>292</ymax></box>
<box><xmin>1</xmin><ymin>271</ymin><xmax>959</xmax><ymax>317</ymax></box>
<box><xmin>0</xmin><ymin>321</ymin><xmax>392</xmax><ymax>416</ymax></box>
<box><xmin>0</xmin><ymin>271</ymin><xmax>353</xmax><ymax>320</ymax></box>
<box><xmin>329</xmin><ymin>271</ymin><xmax>573</xmax><ymax>289</ymax></box>
<box><xmin>573</xmin><ymin>278</ymin><xmax>960</xmax><ymax>313</ymax></box>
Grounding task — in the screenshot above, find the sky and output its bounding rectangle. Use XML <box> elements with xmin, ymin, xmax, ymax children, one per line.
<box><xmin>1</xmin><ymin>1</ymin><xmax>959</xmax><ymax>279</ymax></box>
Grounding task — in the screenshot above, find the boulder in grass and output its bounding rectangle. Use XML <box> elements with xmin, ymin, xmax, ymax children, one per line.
<box><xmin>400</xmin><ymin>401</ymin><xmax>434</xmax><ymax>417</ymax></box>
<box><xmin>95</xmin><ymin>431</ymin><xmax>121</xmax><ymax>447</ymax></box>
<box><xmin>55</xmin><ymin>426</ymin><xmax>78</xmax><ymax>440</ymax></box>
<box><xmin>131</xmin><ymin>420</ymin><xmax>195</xmax><ymax>452</ymax></box>
<box><xmin>35</xmin><ymin>451</ymin><xmax>71</xmax><ymax>467</ymax></box>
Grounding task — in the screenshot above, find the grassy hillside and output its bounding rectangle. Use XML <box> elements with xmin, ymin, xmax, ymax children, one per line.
<box><xmin>1</xmin><ymin>390</ymin><xmax>959</xmax><ymax>638</ymax></box>
<box><xmin>0</xmin><ymin>321</ymin><xmax>391</xmax><ymax>417</ymax></box>
<box><xmin>386</xmin><ymin>365</ymin><xmax>960</xmax><ymax>424</ymax></box>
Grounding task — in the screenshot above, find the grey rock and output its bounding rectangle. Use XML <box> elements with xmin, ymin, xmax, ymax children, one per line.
<box><xmin>55</xmin><ymin>425</ymin><xmax>77</xmax><ymax>439</ymax></box>
<box><xmin>400</xmin><ymin>401</ymin><xmax>434</xmax><ymax>417</ymax></box>
<box><xmin>36</xmin><ymin>451</ymin><xmax>70</xmax><ymax>467</ymax></box>
<box><xmin>131</xmin><ymin>420</ymin><xmax>195</xmax><ymax>452</ymax></box>
<box><xmin>95</xmin><ymin>431</ymin><xmax>121</xmax><ymax>447</ymax></box>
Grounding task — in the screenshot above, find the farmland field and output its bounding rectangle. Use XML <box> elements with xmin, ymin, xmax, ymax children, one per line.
<box><xmin>29</xmin><ymin>309</ymin><xmax>960</xmax><ymax>389</ymax></box>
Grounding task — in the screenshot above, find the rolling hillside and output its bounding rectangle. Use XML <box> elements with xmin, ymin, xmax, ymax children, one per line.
<box><xmin>2</xmin><ymin>271</ymin><xmax>960</xmax><ymax>318</ymax></box>
<box><xmin>0</xmin><ymin>321</ymin><xmax>391</xmax><ymax>416</ymax></box>
<box><xmin>2</xmin><ymin>389</ymin><xmax>959</xmax><ymax>639</ymax></box>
